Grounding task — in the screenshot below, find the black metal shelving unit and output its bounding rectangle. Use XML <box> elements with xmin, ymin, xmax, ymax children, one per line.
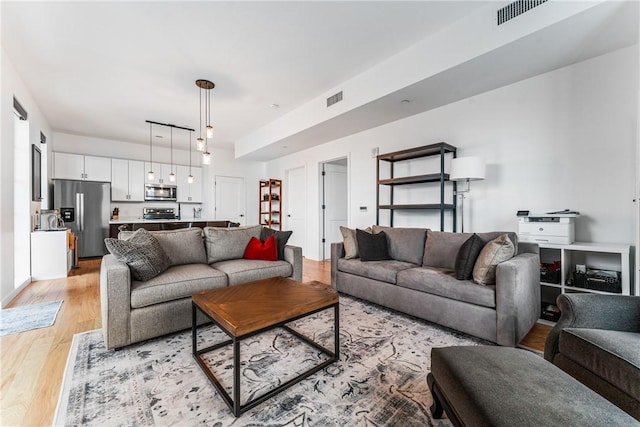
<box><xmin>376</xmin><ymin>142</ymin><xmax>457</xmax><ymax>231</ymax></box>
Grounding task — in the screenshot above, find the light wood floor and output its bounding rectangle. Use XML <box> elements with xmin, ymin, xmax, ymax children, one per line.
<box><xmin>0</xmin><ymin>258</ymin><xmax>549</xmax><ymax>426</ymax></box>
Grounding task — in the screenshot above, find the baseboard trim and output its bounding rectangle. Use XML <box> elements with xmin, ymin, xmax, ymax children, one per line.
<box><xmin>1</xmin><ymin>277</ymin><xmax>31</xmax><ymax>308</ymax></box>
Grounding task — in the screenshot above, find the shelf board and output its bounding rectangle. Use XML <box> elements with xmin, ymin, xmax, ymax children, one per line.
<box><xmin>379</xmin><ymin>203</ymin><xmax>455</xmax><ymax>210</ymax></box>
<box><xmin>540</xmin><ymin>282</ymin><xmax>561</xmax><ymax>289</ymax></box>
<box><xmin>378</xmin><ymin>173</ymin><xmax>450</xmax><ymax>186</ymax></box>
<box><xmin>377</xmin><ymin>142</ymin><xmax>456</xmax><ymax>162</ymax></box>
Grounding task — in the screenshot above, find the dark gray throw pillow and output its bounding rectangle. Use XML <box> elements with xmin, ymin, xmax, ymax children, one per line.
<box><xmin>356</xmin><ymin>229</ymin><xmax>390</xmax><ymax>261</ymax></box>
<box><xmin>260</xmin><ymin>227</ymin><xmax>293</xmax><ymax>260</ymax></box>
<box><xmin>454</xmin><ymin>233</ymin><xmax>485</xmax><ymax>280</ymax></box>
<box><xmin>105</xmin><ymin>228</ymin><xmax>171</xmax><ymax>281</ymax></box>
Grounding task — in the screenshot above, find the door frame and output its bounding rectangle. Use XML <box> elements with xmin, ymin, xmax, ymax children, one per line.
<box><xmin>214</xmin><ymin>175</ymin><xmax>246</xmax><ymax>225</ymax></box>
<box><xmin>319</xmin><ymin>155</ymin><xmax>350</xmax><ymax>260</ymax></box>
<box><xmin>285</xmin><ymin>165</ymin><xmax>307</xmax><ymax>251</ymax></box>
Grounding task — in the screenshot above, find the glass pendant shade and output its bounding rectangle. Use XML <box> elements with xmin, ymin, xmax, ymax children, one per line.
<box><xmin>206</xmin><ymin>125</ymin><xmax>213</xmax><ymax>139</ymax></box>
<box><xmin>196</xmin><ymin>138</ymin><xmax>205</xmax><ymax>152</ymax></box>
<box><xmin>187</xmin><ymin>174</ymin><xmax>194</xmax><ymax>184</ymax></box>
<box><xmin>202</xmin><ymin>151</ymin><xmax>211</xmax><ymax>165</ymax></box>
<box><xmin>169</xmin><ymin>172</ymin><xmax>176</xmax><ymax>182</ymax></box>
<box><xmin>147</xmin><ymin>171</ymin><xmax>154</xmax><ymax>181</ymax></box>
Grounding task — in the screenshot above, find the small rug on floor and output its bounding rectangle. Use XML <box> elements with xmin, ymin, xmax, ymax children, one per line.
<box><xmin>0</xmin><ymin>300</ymin><xmax>63</xmax><ymax>336</ymax></box>
<box><xmin>54</xmin><ymin>296</ymin><xmax>488</xmax><ymax>426</ymax></box>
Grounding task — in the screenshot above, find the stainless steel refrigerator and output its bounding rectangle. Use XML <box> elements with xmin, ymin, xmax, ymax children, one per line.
<box><xmin>54</xmin><ymin>180</ymin><xmax>111</xmax><ymax>258</ymax></box>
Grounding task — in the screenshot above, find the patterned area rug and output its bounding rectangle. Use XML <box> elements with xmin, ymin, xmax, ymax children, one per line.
<box><xmin>55</xmin><ymin>296</ymin><xmax>488</xmax><ymax>426</ymax></box>
<box><xmin>0</xmin><ymin>300</ymin><xmax>63</xmax><ymax>336</ymax></box>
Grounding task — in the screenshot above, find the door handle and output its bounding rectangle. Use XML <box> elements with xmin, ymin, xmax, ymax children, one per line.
<box><xmin>80</xmin><ymin>193</ymin><xmax>85</xmax><ymax>232</ymax></box>
<box><xmin>239</xmin><ymin>214</ymin><xmax>244</xmax><ymax>217</ymax></box>
<box><xmin>287</xmin><ymin>214</ymin><xmax>291</xmax><ymax>217</ymax></box>
<box><xmin>76</xmin><ymin>193</ymin><xmax>81</xmax><ymax>231</ymax></box>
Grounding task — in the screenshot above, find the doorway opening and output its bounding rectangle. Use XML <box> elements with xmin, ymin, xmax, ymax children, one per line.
<box><xmin>320</xmin><ymin>157</ymin><xmax>348</xmax><ymax>260</ymax></box>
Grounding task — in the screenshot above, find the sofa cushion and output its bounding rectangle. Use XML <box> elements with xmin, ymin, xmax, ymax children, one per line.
<box><xmin>559</xmin><ymin>328</ymin><xmax>640</xmax><ymax>401</ymax></box>
<box><xmin>260</xmin><ymin>227</ymin><xmax>292</xmax><ymax>260</ymax></box>
<box><xmin>372</xmin><ymin>225</ymin><xmax>427</xmax><ymax>265</ymax></box>
<box><xmin>130</xmin><ymin>263</ymin><xmax>227</xmax><ymax>308</ymax></box>
<box><xmin>357</xmin><ymin>229</ymin><xmax>391</xmax><ymax>261</ymax></box>
<box><xmin>473</xmin><ymin>234</ymin><xmax>515</xmax><ymax>285</ymax></box>
<box><xmin>204</xmin><ymin>225</ymin><xmax>262</xmax><ymax>263</ymax></box>
<box><xmin>337</xmin><ymin>258</ymin><xmax>416</xmax><ymax>284</ymax></box>
<box><xmin>423</xmin><ymin>231</ymin><xmax>472</xmax><ymax>269</ymax></box>
<box><xmin>454</xmin><ymin>233</ymin><xmax>485</xmax><ymax>280</ymax></box>
<box><xmin>397</xmin><ymin>267</ymin><xmax>496</xmax><ymax>308</ymax></box>
<box><xmin>149</xmin><ymin>227</ymin><xmax>207</xmax><ymax>266</ymax></box>
<box><xmin>105</xmin><ymin>228</ymin><xmax>171</xmax><ymax>281</ymax></box>
<box><xmin>212</xmin><ymin>259</ymin><xmax>293</xmax><ymax>285</ymax></box>
<box><xmin>118</xmin><ymin>227</ymin><xmax>207</xmax><ymax>267</ymax></box>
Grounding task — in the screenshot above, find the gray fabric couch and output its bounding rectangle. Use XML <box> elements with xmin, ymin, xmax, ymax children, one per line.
<box><xmin>544</xmin><ymin>293</ymin><xmax>640</xmax><ymax>420</ymax></box>
<box><xmin>101</xmin><ymin>225</ymin><xmax>302</xmax><ymax>349</ymax></box>
<box><xmin>331</xmin><ymin>226</ymin><xmax>540</xmax><ymax>347</ymax></box>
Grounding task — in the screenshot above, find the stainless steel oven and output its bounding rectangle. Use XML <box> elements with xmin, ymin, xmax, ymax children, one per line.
<box><xmin>144</xmin><ymin>184</ymin><xmax>177</xmax><ymax>201</ymax></box>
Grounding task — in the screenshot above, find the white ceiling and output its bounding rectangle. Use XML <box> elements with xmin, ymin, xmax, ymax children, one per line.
<box><xmin>1</xmin><ymin>1</ymin><xmax>489</xmax><ymax>152</ymax></box>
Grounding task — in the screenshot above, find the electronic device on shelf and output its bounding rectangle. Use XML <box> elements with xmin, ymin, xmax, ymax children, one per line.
<box><xmin>517</xmin><ymin>210</ymin><xmax>579</xmax><ymax>245</ymax></box>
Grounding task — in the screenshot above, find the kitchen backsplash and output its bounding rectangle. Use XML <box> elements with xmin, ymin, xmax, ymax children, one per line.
<box><xmin>110</xmin><ymin>202</ymin><xmax>202</xmax><ymax>220</ymax></box>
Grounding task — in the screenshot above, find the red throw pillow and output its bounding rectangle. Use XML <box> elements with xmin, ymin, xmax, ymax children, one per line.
<box><xmin>243</xmin><ymin>235</ymin><xmax>277</xmax><ymax>261</ymax></box>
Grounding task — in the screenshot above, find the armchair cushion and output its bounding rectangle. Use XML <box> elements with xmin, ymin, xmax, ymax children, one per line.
<box><xmin>559</xmin><ymin>328</ymin><xmax>640</xmax><ymax>400</ymax></box>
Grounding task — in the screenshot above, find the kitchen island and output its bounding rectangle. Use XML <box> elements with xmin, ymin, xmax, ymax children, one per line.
<box><xmin>108</xmin><ymin>218</ymin><xmax>240</xmax><ymax>238</ymax></box>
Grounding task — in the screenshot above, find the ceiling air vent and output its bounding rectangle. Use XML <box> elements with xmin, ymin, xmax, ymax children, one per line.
<box><xmin>497</xmin><ymin>0</ymin><xmax>548</xmax><ymax>25</ymax></box>
<box><xmin>327</xmin><ymin>91</ymin><xmax>343</xmax><ymax>107</ymax></box>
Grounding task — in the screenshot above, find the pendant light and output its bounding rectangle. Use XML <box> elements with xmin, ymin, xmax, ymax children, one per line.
<box><xmin>147</xmin><ymin>122</ymin><xmax>155</xmax><ymax>181</ymax></box>
<box><xmin>196</xmin><ymin>87</ymin><xmax>205</xmax><ymax>152</ymax></box>
<box><xmin>168</xmin><ymin>127</ymin><xmax>176</xmax><ymax>182</ymax></box>
<box><xmin>187</xmin><ymin>130</ymin><xmax>194</xmax><ymax>184</ymax></box>
<box><xmin>196</xmin><ymin>79</ymin><xmax>214</xmax><ymax>164</ymax></box>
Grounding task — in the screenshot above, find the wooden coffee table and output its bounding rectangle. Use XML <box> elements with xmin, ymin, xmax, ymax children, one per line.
<box><xmin>191</xmin><ymin>277</ymin><xmax>339</xmax><ymax>417</ymax></box>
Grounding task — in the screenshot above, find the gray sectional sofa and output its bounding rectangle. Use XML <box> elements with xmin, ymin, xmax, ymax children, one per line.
<box><xmin>100</xmin><ymin>225</ymin><xmax>302</xmax><ymax>349</ymax></box>
<box><xmin>331</xmin><ymin>226</ymin><xmax>540</xmax><ymax>347</ymax></box>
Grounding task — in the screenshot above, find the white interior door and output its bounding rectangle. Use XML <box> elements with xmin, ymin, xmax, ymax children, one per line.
<box><xmin>215</xmin><ymin>176</ymin><xmax>246</xmax><ymax>225</ymax></box>
<box><xmin>323</xmin><ymin>162</ymin><xmax>348</xmax><ymax>259</ymax></box>
<box><xmin>286</xmin><ymin>166</ymin><xmax>306</xmax><ymax>250</ymax></box>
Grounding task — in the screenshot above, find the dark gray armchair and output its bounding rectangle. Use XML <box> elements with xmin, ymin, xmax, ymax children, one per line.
<box><xmin>544</xmin><ymin>293</ymin><xmax>640</xmax><ymax>420</ymax></box>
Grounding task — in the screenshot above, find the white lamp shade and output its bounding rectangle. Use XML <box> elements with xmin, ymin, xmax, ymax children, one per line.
<box><xmin>449</xmin><ymin>157</ymin><xmax>485</xmax><ymax>181</ymax></box>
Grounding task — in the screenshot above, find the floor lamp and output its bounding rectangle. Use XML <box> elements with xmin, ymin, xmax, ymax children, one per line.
<box><xmin>450</xmin><ymin>157</ymin><xmax>485</xmax><ymax>233</ymax></box>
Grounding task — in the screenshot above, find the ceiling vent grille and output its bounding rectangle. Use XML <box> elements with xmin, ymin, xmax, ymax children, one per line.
<box><xmin>497</xmin><ymin>0</ymin><xmax>548</xmax><ymax>25</ymax></box>
<box><xmin>327</xmin><ymin>91</ymin><xmax>343</xmax><ymax>107</ymax></box>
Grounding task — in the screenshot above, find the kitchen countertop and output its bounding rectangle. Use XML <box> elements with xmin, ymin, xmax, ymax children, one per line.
<box><xmin>109</xmin><ymin>218</ymin><xmax>217</xmax><ymax>224</ymax></box>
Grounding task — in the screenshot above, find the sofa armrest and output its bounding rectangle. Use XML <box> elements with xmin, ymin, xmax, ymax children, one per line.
<box><xmin>495</xmin><ymin>252</ymin><xmax>541</xmax><ymax>347</ymax></box>
<box><xmin>100</xmin><ymin>254</ymin><xmax>133</xmax><ymax>350</ymax></box>
<box><xmin>331</xmin><ymin>242</ymin><xmax>345</xmax><ymax>289</ymax></box>
<box><xmin>284</xmin><ymin>245</ymin><xmax>303</xmax><ymax>282</ymax></box>
<box><xmin>517</xmin><ymin>242</ymin><xmax>539</xmax><ymax>256</ymax></box>
<box><xmin>544</xmin><ymin>294</ymin><xmax>640</xmax><ymax>361</ymax></box>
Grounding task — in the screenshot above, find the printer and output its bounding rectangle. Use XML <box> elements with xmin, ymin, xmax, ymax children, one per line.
<box><xmin>518</xmin><ymin>210</ymin><xmax>578</xmax><ymax>245</ymax></box>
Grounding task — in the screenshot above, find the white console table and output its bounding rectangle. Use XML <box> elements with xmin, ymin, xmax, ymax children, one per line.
<box><xmin>31</xmin><ymin>230</ymin><xmax>72</xmax><ymax>280</ymax></box>
<box><xmin>538</xmin><ymin>242</ymin><xmax>633</xmax><ymax>296</ymax></box>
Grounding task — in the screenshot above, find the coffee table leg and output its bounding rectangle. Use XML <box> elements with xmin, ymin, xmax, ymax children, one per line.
<box><xmin>192</xmin><ymin>303</ymin><xmax>197</xmax><ymax>355</ymax></box>
<box><xmin>233</xmin><ymin>337</ymin><xmax>240</xmax><ymax>417</ymax></box>
<box><xmin>334</xmin><ymin>303</ymin><xmax>340</xmax><ymax>359</ymax></box>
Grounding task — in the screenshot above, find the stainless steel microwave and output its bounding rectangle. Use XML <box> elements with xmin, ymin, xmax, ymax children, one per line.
<box><xmin>144</xmin><ymin>184</ymin><xmax>177</xmax><ymax>201</ymax></box>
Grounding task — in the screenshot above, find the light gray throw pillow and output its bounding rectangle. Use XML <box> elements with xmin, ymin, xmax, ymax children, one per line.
<box><xmin>204</xmin><ymin>225</ymin><xmax>262</xmax><ymax>264</ymax></box>
<box><xmin>473</xmin><ymin>234</ymin><xmax>515</xmax><ymax>285</ymax></box>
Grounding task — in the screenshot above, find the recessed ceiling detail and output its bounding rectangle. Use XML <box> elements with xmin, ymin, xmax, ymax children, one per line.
<box><xmin>497</xmin><ymin>0</ymin><xmax>548</xmax><ymax>26</ymax></box>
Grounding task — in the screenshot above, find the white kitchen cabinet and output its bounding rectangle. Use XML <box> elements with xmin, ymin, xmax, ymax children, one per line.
<box><xmin>144</xmin><ymin>162</ymin><xmax>175</xmax><ymax>184</ymax></box>
<box><xmin>54</xmin><ymin>152</ymin><xmax>111</xmax><ymax>181</ymax></box>
<box><xmin>111</xmin><ymin>159</ymin><xmax>145</xmax><ymax>201</ymax></box>
<box><xmin>177</xmin><ymin>165</ymin><xmax>202</xmax><ymax>203</ymax></box>
<box><xmin>31</xmin><ymin>230</ymin><xmax>72</xmax><ymax>280</ymax></box>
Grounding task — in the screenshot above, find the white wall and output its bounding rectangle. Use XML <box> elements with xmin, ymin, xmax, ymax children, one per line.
<box><xmin>1</xmin><ymin>47</ymin><xmax>53</xmax><ymax>307</ymax></box>
<box><xmin>266</xmin><ymin>46</ymin><xmax>638</xmax><ymax>261</ymax></box>
<box><xmin>52</xmin><ymin>132</ymin><xmax>266</xmax><ymax>224</ymax></box>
